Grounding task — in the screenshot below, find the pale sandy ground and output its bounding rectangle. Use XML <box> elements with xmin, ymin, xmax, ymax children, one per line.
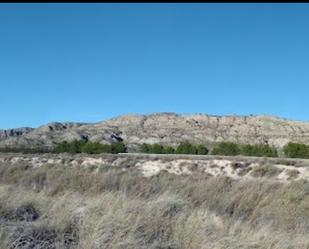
<box><xmin>0</xmin><ymin>153</ymin><xmax>308</xmax><ymax>182</ymax></box>
<box><xmin>135</xmin><ymin>159</ymin><xmax>309</xmax><ymax>182</ymax></box>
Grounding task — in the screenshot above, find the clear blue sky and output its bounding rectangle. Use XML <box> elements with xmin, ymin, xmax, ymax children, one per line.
<box><xmin>1</xmin><ymin>3</ymin><xmax>309</xmax><ymax>128</ymax></box>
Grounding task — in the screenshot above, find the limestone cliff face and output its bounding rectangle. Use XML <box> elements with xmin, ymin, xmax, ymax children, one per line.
<box><xmin>1</xmin><ymin>113</ymin><xmax>309</xmax><ymax>149</ymax></box>
<box><xmin>0</xmin><ymin>128</ymin><xmax>33</xmax><ymax>139</ymax></box>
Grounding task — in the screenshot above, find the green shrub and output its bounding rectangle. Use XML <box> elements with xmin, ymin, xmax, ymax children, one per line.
<box><xmin>54</xmin><ymin>140</ymin><xmax>126</xmax><ymax>154</ymax></box>
<box><xmin>195</xmin><ymin>144</ymin><xmax>208</xmax><ymax>155</ymax></box>
<box><xmin>211</xmin><ymin>142</ymin><xmax>240</xmax><ymax>156</ymax></box>
<box><xmin>111</xmin><ymin>142</ymin><xmax>127</xmax><ymax>154</ymax></box>
<box><xmin>140</xmin><ymin>143</ymin><xmax>151</xmax><ymax>153</ymax></box>
<box><xmin>54</xmin><ymin>140</ymin><xmax>87</xmax><ymax>154</ymax></box>
<box><xmin>250</xmin><ymin>165</ymin><xmax>282</xmax><ymax>178</ymax></box>
<box><xmin>140</xmin><ymin>144</ymin><xmax>174</xmax><ymax>154</ymax></box>
<box><xmin>70</xmin><ymin>140</ymin><xmax>87</xmax><ymax>154</ymax></box>
<box><xmin>211</xmin><ymin>142</ymin><xmax>278</xmax><ymax>157</ymax></box>
<box><xmin>176</xmin><ymin>142</ymin><xmax>197</xmax><ymax>154</ymax></box>
<box><xmin>163</xmin><ymin>146</ymin><xmax>175</xmax><ymax>154</ymax></box>
<box><xmin>54</xmin><ymin>141</ymin><xmax>70</xmax><ymax>153</ymax></box>
<box><xmin>81</xmin><ymin>142</ymin><xmax>111</xmax><ymax>154</ymax></box>
<box><xmin>0</xmin><ymin>147</ymin><xmax>52</xmax><ymax>154</ymax></box>
<box><xmin>240</xmin><ymin>144</ymin><xmax>278</xmax><ymax>157</ymax></box>
<box><xmin>283</xmin><ymin>142</ymin><xmax>309</xmax><ymax>159</ymax></box>
<box><xmin>151</xmin><ymin>144</ymin><xmax>165</xmax><ymax>154</ymax></box>
<box><xmin>139</xmin><ymin>142</ymin><xmax>208</xmax><ymax>155</ymax></box>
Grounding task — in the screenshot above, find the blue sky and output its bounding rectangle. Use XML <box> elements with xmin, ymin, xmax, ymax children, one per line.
<box><xmin>1</xmin><ymin>3</ymin><xmax>309</xmax><ymax>128</ymax></box>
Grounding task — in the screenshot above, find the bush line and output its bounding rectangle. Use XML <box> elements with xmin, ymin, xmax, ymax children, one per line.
<box><xmin>0</xmin><ymin>140</ymin><xmax>127</xmax><ymax>155</ymax></box>
<box><xmin>2</xmin><ymin>140</ymin><xmax>309</xmax><ymax>159</ymax></box>
<box><xmin>140</xmin><ymin>142</ymin><xmax>208</xmax><ymax>155</ymax></box>
<box><xmin>140</xmin><ymin>141</ymin><xmax>278</xmax><ymax>157</ymax></box>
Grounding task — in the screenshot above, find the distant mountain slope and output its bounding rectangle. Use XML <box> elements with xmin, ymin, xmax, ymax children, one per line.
<box><xmin>0</xmin><ymin>127</ymin><xmax>33</xmax><ymax>139</ymax></box>
<box><xmin>1</xmin><ymin>113</ymin><xmax>309</xmax><ymax>149</ymax></box>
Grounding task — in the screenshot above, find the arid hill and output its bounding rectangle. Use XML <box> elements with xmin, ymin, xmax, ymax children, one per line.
<box><xmin>2</xmin><ymin>113</ymin><xmax>309</xmax><ymax>149</ymax></box>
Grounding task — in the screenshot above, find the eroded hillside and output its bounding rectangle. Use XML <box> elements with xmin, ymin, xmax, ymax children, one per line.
<box><xmin>3</xmin><ymin>113</ymin><xmax>309</xmax><ymax>149</ymax></box>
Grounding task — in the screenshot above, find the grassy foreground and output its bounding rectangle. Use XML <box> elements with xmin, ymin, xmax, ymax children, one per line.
<box><xmin>0</xmin><ymin>161</ymin><xmax>308</xmax><ymax>249</ymax></box>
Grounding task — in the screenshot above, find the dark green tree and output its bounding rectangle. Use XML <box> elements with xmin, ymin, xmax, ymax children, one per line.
<box><xmin>54</xmin><ymin>141</ymin><xmax>70</xmax><ymax>153</ymax></box>
<box><xmin>283</xmin><ymin>142</ymin><xmax>309</xmax><ymax>158</ymax></box>
<box><xmin>195</xmin><ymin>144</ymin><xmax>209</xmax><ymax>155</ymax></box>
<box><xmin>211</xmin><ymin>142</ymin><xmax>240</xmax><ymax>156</ymax></box>
<box><xmin>111</xmin><ymin>142</ymin><xmax>127</xmax><ymax>154</ymax></box>
<box><xmin>140</xmin><ymin>143</ymin><xmax>150</xmax><ymax>153</ymax></box>
<box><xmin>54</xmin><ymin>140</ymin><xmax>127</xmax><ymax>154</ymax></box>
<box><xmin>176</xmin><ymin>142</ymin><xmax>197</xmax><ymax>154</ymax></box>
<box><xmin>241</xmin><ymin>144</ymin><xmax>278</xmax><ymax>157</ymax></box>
<box><xmin>151</xmin><ymin>144</ymin><xmax>165</xmax><ymax>154</ymax></box>
<box><xmin>81</xmin><ymin>142</ymin><xmax>111</xmax><ymax>154</ymax></box>
<box><xmin>68</xmin><ymin>140</ymin><xmax>87</xmax><ymax>154</ymax></box>
<box><xmin>163</xmin><ymin>146</ymin><xmax>175</xmax><ymax>154</ymax></box>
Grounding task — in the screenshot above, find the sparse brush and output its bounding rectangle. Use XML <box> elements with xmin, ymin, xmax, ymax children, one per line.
<box><xmin>0</xmin><ymin>159</ymin><xmax>308</xmax><ymax>248</ymax></box>
<box><xmin>286</xmin><ymin>169</ymin><xmax>300</xmax><ymax>180</ymax></box>
<box><xmin>250</xmin><ymin>165</ymin><xmax>283</xmax><ymax>178</ymax></box>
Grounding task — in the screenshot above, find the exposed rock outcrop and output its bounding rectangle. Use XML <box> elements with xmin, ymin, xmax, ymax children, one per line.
<box><xmin>0</xmin><ymin>128</ymin><xmax>33</xmax><ymax>139</ymax></box>
<box><xmin>1</xmin><ymin>113</ymin><xmax>309</xmax><ymax>149</ymax></box>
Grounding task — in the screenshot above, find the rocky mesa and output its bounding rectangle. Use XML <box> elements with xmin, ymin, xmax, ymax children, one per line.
<box><xmin>1</xmin><ymin>113</ymin><xmax>309</xmax><ymax>150</ymax></box>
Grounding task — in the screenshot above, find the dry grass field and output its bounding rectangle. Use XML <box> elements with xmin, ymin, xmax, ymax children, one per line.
<box><xmin>0</xmin><ymin>153</ymin><xmax>308</xmax><ymax>249</ymax></box>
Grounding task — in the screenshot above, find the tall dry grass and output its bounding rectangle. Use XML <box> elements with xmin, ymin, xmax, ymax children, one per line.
<box><xmin>0</xmin><ymin>161</ymin><xmax>307</xmax><ymax>248</ymax></box>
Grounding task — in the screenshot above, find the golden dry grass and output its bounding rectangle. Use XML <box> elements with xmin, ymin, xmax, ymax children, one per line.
<box><xmin>0</xmin><ymin>160</ymin><xmax>308</xmax><ymax>249</ymax></box>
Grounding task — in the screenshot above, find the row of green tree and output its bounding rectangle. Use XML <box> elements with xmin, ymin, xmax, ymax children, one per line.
<box><xmin>54</xmin><ymin>140</ymin><xmax>127</xmax><ymax>154</ymax></box>
<box><xmin>0</xmin><ymin>147</ymin><xmax>52</xmax><ymax>154</ymax></box>
<box><xmin>140</xmin><ymin>141</ymin><xmax>278</xmax><ymax>157</ymax></box>
<box><xmin>140</xmin><ymin>142</ymin><xmax>209</xmax><ymax>155</ymax></box>
<box><xmin>213</xmin><ymin>141</ymin><xmax>309</xmax><ymax>159</ymax></box>
<box><xmin>53</xmin><ymin>140</ymin><xmax>309</xmax><ymax>158</ymax></box>
<box><xmin>211</xmin><ymin>142</ymin><xmax>278</xmax><ymax>157</ymax></box>
<box><xmin>2</xmin><ymin>140</ymin><xmax>309</xmax><ymax>159</ymax></box>
<box><xmin>283</xmin><ymin>142</ymin><xmax>309</xmax><ymax>159</ymax></box>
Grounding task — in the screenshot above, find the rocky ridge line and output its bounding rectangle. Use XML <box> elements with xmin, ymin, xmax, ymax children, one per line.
<box><xmin>1</xmin><ymin>113</ymin><xmax>309</xmax><ymax>149</ymax></box>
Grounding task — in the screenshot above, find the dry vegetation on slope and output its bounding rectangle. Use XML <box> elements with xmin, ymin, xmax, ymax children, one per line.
<box><xmin>0</xmin><ymin>153</ymin><xmax>308</xmax><ymax>249</ymax></box>
<box><xmin>5</xmin><ymin>113</ymin><xmax>309</xmax><ymax>149</ymax></box>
